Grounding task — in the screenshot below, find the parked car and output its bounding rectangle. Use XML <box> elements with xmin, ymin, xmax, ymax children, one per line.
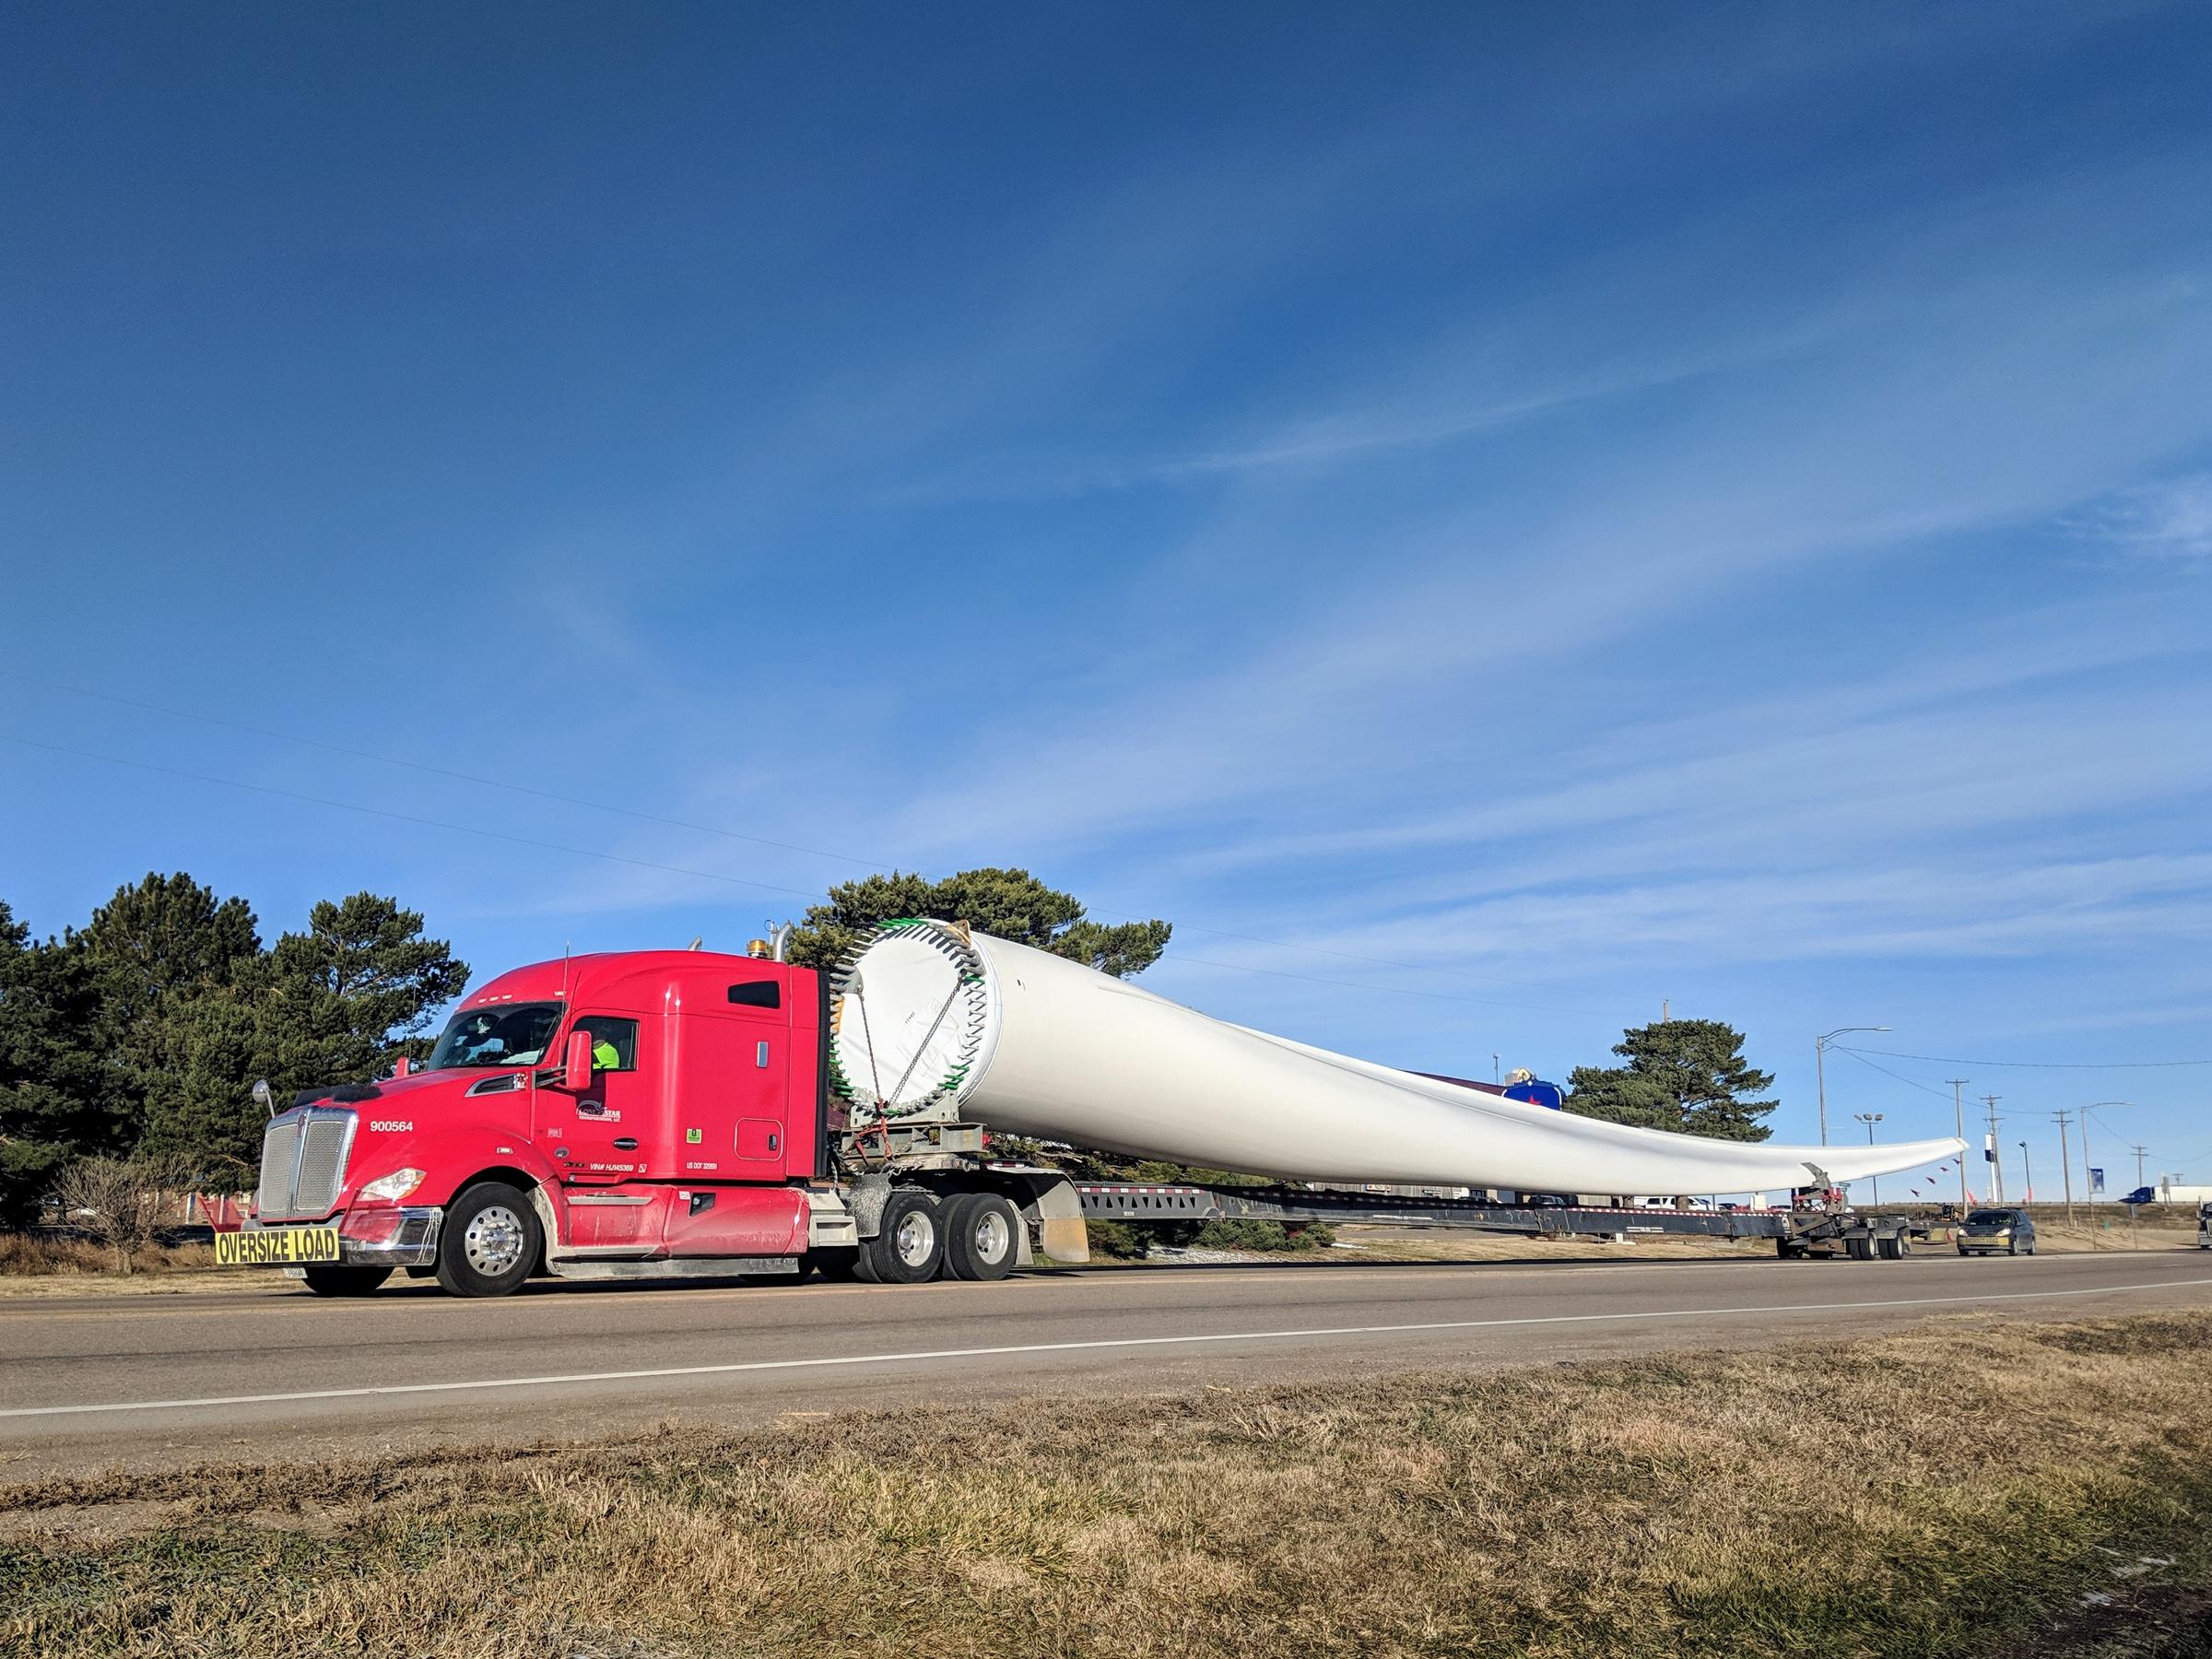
<box><xmin>1957</xmin><ymin>1207</ymin><xmax>2036</xmax><ymax>1256</ymax></box>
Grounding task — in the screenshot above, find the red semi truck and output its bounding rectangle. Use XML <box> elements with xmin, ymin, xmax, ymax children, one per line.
<box><xmin>222</xmin><ymin>938</ymin><xmax>1931</xmax><ymax>1296</ymax></box>
<box><xmin>220</xmin><ymin>946</ymin><xmax>1092</xmax><ymax>1297</ymax></box>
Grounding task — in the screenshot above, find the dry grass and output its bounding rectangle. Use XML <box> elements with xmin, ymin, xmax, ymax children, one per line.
<box><xmin>0</xmin><ymin>1233</ymin><xmax>263</xmax><ymax>1295</ymax></box>
<box><xmin>5</xmin><ymin>1312</ymin><xmax>2209</xmax><ymax>1658</ymax></box>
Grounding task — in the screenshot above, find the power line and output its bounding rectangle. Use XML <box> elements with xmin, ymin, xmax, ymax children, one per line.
<box><xmin>0</xmin><ymin>668</ymin><xmax>889</xmax><ymax>872</ymax></box>
<box><xmin>1837</xmin><ymin>1044</ymin><xmax>2212</xmax><ymax>1070</ymax></box>
<box><xmin>2</xmin><ymin>735</ymin><xmax>1569</xmax><ymax>1016</ymax></box>
<box><xmin>1830</xmin><ymin>1043</ymin><xmax>1959</xmax><ymax>1100</ymax></box>
<box><xmin>3</xmin><ymin>736</ymin><xmax>828</xmax><ymax>901</ymax></box>
<box><xmin>1</xmin><ymin>667</ymin><xmax>1566</xmax><ymax>1000</ymax></box>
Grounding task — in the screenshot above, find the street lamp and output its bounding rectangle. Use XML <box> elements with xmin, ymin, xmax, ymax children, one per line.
<box><xmin>2018</xmin><ymin>1140</ymin><xmax>2033</xmax><ymax>1206</ymax></box>
<box><xmin>1853</xmin><ymin>1112</ymin><xmax>1885</xmax><ymax>1204</ymax></box>
<box><xmin>1815</xmin><ymin>1026</ymin><xmax>1891</xmax><ymax>1146</ymax></box>
<box><xmin>2083</xmin><ymin>1102</ymin><xmax>2130</xmax><ymax>1206</ymax></box>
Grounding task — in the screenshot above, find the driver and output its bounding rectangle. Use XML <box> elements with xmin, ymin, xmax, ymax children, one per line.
<box><xmin>456</xmin><ymin>1015</ymin><xmax>506</xmax><ymax>1063</ymax></box>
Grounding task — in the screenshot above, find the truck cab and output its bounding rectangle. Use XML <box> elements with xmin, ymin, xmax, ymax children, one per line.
<box><xmin>229</xmin><ymin>947</ymin><xmax>1088</xmax><ymax>1298</ymax></box>
<box><xmin>238</xmin><ymin>951</ymin><xmax>834</xmax><ymax>1296</ymax></box>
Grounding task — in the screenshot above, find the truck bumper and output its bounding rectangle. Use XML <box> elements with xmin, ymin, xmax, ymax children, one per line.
<box><xmin>332</xmin><ymin>1206</ymin><xmax>443</xmax><ymax>1269</ymax></box>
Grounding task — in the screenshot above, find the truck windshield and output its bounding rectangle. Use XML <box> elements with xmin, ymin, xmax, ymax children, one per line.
<box><xmin>427</xmin><ymin>1002</ymin><xmax>565</xmax><ymax>1069</ymax></box>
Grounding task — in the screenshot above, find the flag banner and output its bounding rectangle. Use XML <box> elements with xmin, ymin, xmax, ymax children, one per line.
<box><xmin>2090</xmin><ymin>1168</ymin><xmax>2104</xmax><ymax>1193</ymax></box>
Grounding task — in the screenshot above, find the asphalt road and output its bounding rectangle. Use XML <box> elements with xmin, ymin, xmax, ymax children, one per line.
<box><xmin>5</xmin><ymin>1249</ymin><xmax>2209</xmax><ymax>1483</ymax></box>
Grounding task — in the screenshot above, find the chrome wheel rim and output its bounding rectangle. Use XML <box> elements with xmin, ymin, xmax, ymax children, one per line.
<box><xmin>895</xmin><ymin>1210</ymin><xmax>936</xmax><ymax>1268</ymax></box>
<box><xmin>974</xmin><ymin>1209</ymin><xmax>1010</xmax><ymax>1263</ymax></box>
<box><xmin>465</xmin><ymin>1204</ymin><xmax>527</xmax><ymax>1276</ymax></box>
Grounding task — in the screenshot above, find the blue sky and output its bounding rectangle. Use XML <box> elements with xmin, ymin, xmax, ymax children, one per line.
<box><xmin>6</xmin><ymin>2</ymin><xmax>2209</xmax><ymax>1194</ymax></box>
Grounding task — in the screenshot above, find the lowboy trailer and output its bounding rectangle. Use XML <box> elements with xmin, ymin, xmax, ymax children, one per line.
<box><xmin>1078</xmin><ymin>1182</ymin><xmax>1930</xmax><ymax>1259</ymax></box>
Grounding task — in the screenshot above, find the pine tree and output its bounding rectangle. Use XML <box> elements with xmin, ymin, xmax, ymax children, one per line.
<box><xmin>0</xmin><ymin>906</ymin><xmax>123</xmax><ymax>1226</ymax></box>
<box><xmin>1564</xmin><ymin>1018</ymin><xmax>1778</xmax><ymax>1142</ymax></box>
<box><xmin>80</xmin><ymin>873</ymin><xmax>263</xmax><ymax>1147</ymax></box>
<box><xmin>785</xmin><ymin>867</ymin><xmax>1170</xmax><ymax>978</ymax></box>
<box><xmin>141</xmin><ymin>894</ymin><xmax>467</xmax><ymax>1170</ymax></box>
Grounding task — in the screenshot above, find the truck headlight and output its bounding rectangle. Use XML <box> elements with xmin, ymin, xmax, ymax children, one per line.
<box><xmin>358</xmin><ymin>1168</ymin><xmax>427</xmax><ymax>1203</ymax></box>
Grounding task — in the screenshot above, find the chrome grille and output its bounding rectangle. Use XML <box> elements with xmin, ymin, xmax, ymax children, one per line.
<box><xmin>256</xmin><ymin>1115</ymin><xmax>300</xmax><ymax>1218</ymax></box>
<box><xmin>294</xmin><ymin>1113</ymin><xmax>351</xmax><ymax>1216</ymax></box>
<box><xmin>254</xmin><ymin>1107</ymin><xmax>357</xmax><ymax>1218</ymax></box>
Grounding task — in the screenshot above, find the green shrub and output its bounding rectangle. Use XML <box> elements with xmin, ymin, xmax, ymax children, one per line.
<box><xmin>1191</xmin><ymin>1219</ymin><xmax>1336</xmax><ymax>1253</ymax></box>
<box><xmin>1083</xmin><ymin>1218</ymin><xmax>1149</xmax><ymax>1259</ymax></box>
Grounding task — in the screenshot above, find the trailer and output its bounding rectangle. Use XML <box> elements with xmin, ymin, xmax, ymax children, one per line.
<box><xmin>1076</xmin><ymin>1182</ymin><xmax>1929</xmax><ymax>1260</ymax></box>
<box><xmin>216</xmin><ymin>920</ymin><xmax>1955</xmax><ymax>1297</ymax></box>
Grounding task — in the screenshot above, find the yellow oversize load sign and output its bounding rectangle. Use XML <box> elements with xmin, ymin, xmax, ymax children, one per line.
<box><xmin>216</xmin><ymin>1226</ymin><xmax>342</xmax><ymax>1266</ymax></box>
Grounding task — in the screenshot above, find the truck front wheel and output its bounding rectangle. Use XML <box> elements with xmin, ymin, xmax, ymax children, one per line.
<box><xmin>856</xmin><ymin>1189</ymin><xmax>943</xmax><ymax>1285</ymax></box>
<box><xmin>943</xmin><ymin>1193</ymin><xmax>1019</xmax><ymax>1281</ymax></box>
<box><xmin>301</xmin><ymin>1265</ymin><xmax>392</xmax><ymax>1297</ymax></box>
<box><xmin>436</xmin><ymin>1182</ymin><xmax>541</xmax><ymax>1298</ymax></box>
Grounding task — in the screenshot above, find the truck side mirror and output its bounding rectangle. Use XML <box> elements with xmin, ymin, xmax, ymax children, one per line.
<box><xmin>563</xmin><ymin>1029</ymin><xmax>595</xmax><ymax>1092</ymax></box>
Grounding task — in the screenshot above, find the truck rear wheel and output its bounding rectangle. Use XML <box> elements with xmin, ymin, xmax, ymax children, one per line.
<box><xmin>301</xmin><ymin>1265</ymin><xmax>392</xmax><ymax>1297</ymax></box>
<box><xmin>857</xmin><ymin>1189</ymin><xmax>943</xmax><ymax>1285</ymax></box>
<box><xmin>436</xmin><ymin>1182</ymin><xmax>541</xmax><ymax>1298</ymax></box>
<box><xmin>943</xmin><ymin>1193</ymin><xmax>1019</xmax><ymax>1281</ymax></box>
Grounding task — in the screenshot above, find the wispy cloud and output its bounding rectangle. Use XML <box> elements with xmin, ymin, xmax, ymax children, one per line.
<box><xmin>2072</xmin><ymin>474</ymin><xmax>2212</xmax><ymax>565</ymax></box>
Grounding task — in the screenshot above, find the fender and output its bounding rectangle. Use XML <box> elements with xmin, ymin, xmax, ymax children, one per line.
<box><xmin>349</xmin><ymin>1119</ymin><xmax>567</xmax><ymax>1221</ymax></box>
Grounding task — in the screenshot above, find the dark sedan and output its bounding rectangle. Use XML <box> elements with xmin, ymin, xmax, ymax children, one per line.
<box><xmin>1957</xmin><ymin>1207</ymin><xmax>2036</xmax><ymax>1256</ymax></box>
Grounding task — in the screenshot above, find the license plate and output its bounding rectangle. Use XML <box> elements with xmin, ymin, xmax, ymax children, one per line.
<box><xmin>216</xmin><ymin>1226</ymin><xmax>342</xmax><ymax>1265</ymax></box>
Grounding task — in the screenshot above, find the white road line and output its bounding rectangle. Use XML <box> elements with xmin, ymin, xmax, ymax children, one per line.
<box><xmin>5</xmin><ymin>1276</ymin><xmax>2207</xmax><ymax>1422</ymax></box>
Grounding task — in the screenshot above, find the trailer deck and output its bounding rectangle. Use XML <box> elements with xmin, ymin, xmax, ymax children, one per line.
<box><xmin>1076</xmin><ymin>1183</ymin><xmax>1928</xmax><ymax>1258</ymax></box>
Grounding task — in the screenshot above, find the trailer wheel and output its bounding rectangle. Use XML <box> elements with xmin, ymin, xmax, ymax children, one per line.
<box><xmin>435</xmin><ymin>1181</ymin><xmax>541</xmax><ymax>1298</ymax></box>
<box><xmin>300</xmin><ymin>1265</ymin><xmax>392</xmax><ymax>1297</ymax></box>
<box><xmin>1876</xmin><ymin>1235</ymin><xmax>1903</xmax><ymax>1261</ymax></box>
<box><xmin>943</xmin><ymin>1193</ymin><xmax>1020</xmax><ymax>1281</ymax></box>
<box><xmin>1846</xmin><ymin>1236</ymin><xmax>1874</xmax><ymax>1261</ymax></box>
<box><xmin>858</xmin><ymin>1189</ymin><xmax>943</xmax><ymax>1285</ymax></box>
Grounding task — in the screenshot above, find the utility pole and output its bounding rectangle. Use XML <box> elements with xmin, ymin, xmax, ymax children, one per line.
<box><xmin>1853</xmin><ymin>1112</ymin><xmax>1885</xmax><ymax>1204</ymax></box>
<box><xmin>2052</xmin><ymin>1111</ymin><xmax>2075</xmax><ymax>1223</ymax></box>
<box><xmin>1948</xmin><ymin>1079</ymin><xmax>1971</xmax><ymax>1208</ymax></box>
<box><xmin>1815</xmin><ymin>1025</ymin><xmax>1889</xmax><ymax>1147</ymax></box>
<box><xmin>1984</xmin><ymin>1095</ymin><xmax>2005</xmax><ymax>1203</ymax></box>
<box><xmin>2132</xmin><ymin>1146</ymin><xmax>2149</xmax><ymax>1251</ymax></box>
